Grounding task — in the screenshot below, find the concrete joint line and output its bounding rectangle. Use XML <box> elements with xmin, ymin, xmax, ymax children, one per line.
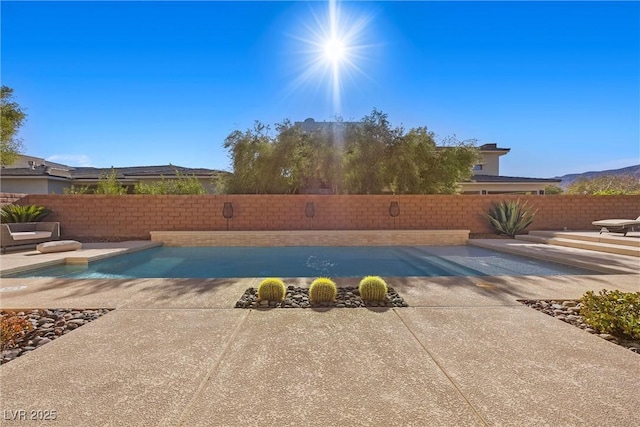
<box><xmin>174</xmin><ymin>309</ymin><xmax>251</xmax><ymax>427</ymax></box>
<box><xmin>392</xmin><ymin>309</ymin><xmax>490</xmax><ymax>426</ymax></box>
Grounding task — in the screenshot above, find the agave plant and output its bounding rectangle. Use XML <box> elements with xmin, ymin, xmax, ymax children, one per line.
<box><xmin>484</xmin><ymin>200</ymin><xmax>536</xmax><ymax>238</ymax></box>
<box><xmin>0</xmin><ymin>204</ymin><xmax>52</xmax><ymax>223</ymax></box>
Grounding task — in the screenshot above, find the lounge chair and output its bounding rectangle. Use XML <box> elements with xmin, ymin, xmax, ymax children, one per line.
<box><xmin>592</xmin><ymin>216</ymin><xmax>640</xmax><ymax>236</ymax></box>
<box><xmin>1</xmin><ymin>222</ymin><xmax>60</xmax><ymax>253</ymax></box>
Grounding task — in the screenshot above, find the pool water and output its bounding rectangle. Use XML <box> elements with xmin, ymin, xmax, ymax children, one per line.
<box><xmin>5</xmin><ymin>245</ymin><xmax>601</xmax><ymax>279</ymax></box>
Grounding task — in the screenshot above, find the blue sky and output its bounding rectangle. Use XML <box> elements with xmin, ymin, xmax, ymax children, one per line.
<box><xmin>2</xmin><ymin>0</ymin><xmax>638</xmax><ymax>178</ymax></box>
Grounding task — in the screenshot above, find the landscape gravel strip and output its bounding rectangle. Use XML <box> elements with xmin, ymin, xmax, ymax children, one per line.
<box><xmin>1</xmin><ymin>308</ymin><xmax>113</xmax><ymax>365</ymax></box>
<box><xmin>520</xmin><ymin>299</ymin><xmax>639</xmax><ymax>354</ymax></box>
<box><xmin>235</xmin><ymin>285</ymin><xmax>409</xmax><ymax>309</ymax></box>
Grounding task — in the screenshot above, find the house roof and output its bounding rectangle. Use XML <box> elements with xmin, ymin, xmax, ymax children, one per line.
<box><xmin>71</xmin><ymin>165</ymin><xmax>221</xmax><ymax>179</ymax></box>
<box><xmin>1</xmin><ymin>164</ymin><xmax>225</xmax><ymax>179</ymax></box>
<box><xmin>478</xmin><ymin>143</ymin><xmax>510</xmax><ymax>152</ymax></box>
<box><xmin>467</xmin><ymin>175</ymin><xmax>561</xmax><ymax>183</ymax></box>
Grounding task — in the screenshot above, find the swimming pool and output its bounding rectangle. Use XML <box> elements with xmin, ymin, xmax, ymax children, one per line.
<box><xmin>5</xmin><ymin>245</ymin><xmax>601</xmax><ymax>279</ymax></box>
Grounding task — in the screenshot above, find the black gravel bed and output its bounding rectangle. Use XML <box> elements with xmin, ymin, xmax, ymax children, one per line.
<box><xmin>1</xmin><ymin>308</ymin><xmax>114</xmax><ymax>365</ymax></box>
<box><xmin>520</xmin><ymin>299</ymin><xmax>639</xmax><ymax>354</ymax></box>
<box><xmin>235</xmin><ymin>286</ymin><xmax>408</xmax><ymax>309</ymax></box>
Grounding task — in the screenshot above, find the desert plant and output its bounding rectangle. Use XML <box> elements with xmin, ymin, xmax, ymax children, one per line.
<box><xmin>309</xmin><ymin>277</ymin><xmax>337</xmax><ymax>303</ymax></box>
<box><xmin>0</xmin><ymin>313</ymin><xmax>33</xmax><ymax>351</ymax></box>
<box><xmin>134</xmin><ymin>168</ymin><xmax>206</xmax><ymax>195</ymax></box>
<box><xmin>95</xmin><ymin>168</ymin><xmax>127</xmax><ymax>195</ymax></box>
<box><xmin>257</xmin><ymin>278</ymin><xmax>286</xmax><ymax>302</ymax></box>
<box><xmin>63</xmin><ymin>184</ymin><xmax>91</xmax><ymax>194</ymax></box>
<box><xmin>566</xmin><ymin>175</ymin><xmax>640</xmax><ymax>195</ymax></box>
<box><xmin>544</xmin><ymin>184</ymin><xmax>563</xmax><ymax>195</ymax></box>
<box><xmin>580</xmin><ymin>290</ymin><xmax>640</xmax><ymax>340</ymax></box>
<box><xmin>484</xmin><ymin>199</ymin><xmax>537</xmax><ymax>237</ymax></box>
<box><xmin>359</xmin><ymin>276</ymin><xmax>388</xmax><ymax>302</ymax></box>
<box><xmin>0</xmin><ymin>204</ymin><xmax>51</xmax><ymax>223</ymax></box>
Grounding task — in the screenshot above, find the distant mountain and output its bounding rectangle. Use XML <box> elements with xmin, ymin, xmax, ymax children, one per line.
<box><xmin>556</xmin><ymin>164</ymin><xmax>640</xmax><ymax>189</ymax></box>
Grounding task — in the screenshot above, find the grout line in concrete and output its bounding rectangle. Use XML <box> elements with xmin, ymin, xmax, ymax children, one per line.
<box><xmin>173</xmin><ymin>309</ymin><xmax>251</xmax><ymax>427</ymax></box>
<box><xmin>392</xmin><ymin>308</ymin><xmax>491</xmax><ymax>427</ymax></box>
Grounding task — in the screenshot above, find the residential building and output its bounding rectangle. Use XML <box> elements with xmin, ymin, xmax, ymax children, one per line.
<box><xmin>0</xmin><ymin>155</ymin><xmax>223</xmax><ymax>194</ymax></box>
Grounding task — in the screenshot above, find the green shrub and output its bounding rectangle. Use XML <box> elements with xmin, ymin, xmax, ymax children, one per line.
<box><xmin>257</xmin><ymin>278</ymin><xmax>286</xmax><ymax>302</ymax></box>
<box><xmin>95</xmin><ymin>168</ymin><xmax>127</xmax><ymax>195</ymax></box>
<box><xmin>580</xmin><ymin>290</ymin><xmax>640</xmax><ymax>340</ymax></box>
<box><xmin>63</xmin><ymin>185</ymin><xmax>91</xmax><ymax>194</ymax></box>
<box><xmin>544</xmin><ymin>185</ymin><xmax>563</xmax><ymax>195</ymax></box>
<box><xmin>134</xmin><ymin>168</ymin><xmax>206</xmax><ymax>195</ymax></box>
<box><xmin>309</xmin><ymin>277</ymin><xmax>337</xmax><ymax>303</ymax></box>
<box><xmin>0</xmin><ymin>204</ymin><xmax>51</xmax><ymax>223</ymax></box>
<box><xmin>359</xmin><ymin>276</ymin><xmax>388</xmax><ymax>302</ymax></box>
<box><xmin>0</xmin><ymin>313</ymin><xmax>33</xmax><ymax>351</ymax></box>
<box><xmin>484</xmin><ymin>199</ymin><xmax>536</xmax><ymax>237</ymax></box>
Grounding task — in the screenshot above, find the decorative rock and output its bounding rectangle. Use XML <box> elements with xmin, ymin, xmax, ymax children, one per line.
<box><xmin>38</xmin><ymin>337</ymin><xmax>51</xmax><ymax>347</ymax></box>
<box><xmin>1</xmin><ymin>308</ymin><xmax>113</xmax><ymax>365</ymax></box>
<box><xmin>520</xmin><ymin>299</ymin><xmax>639</xmax><ymax>354</ymax></box>
<box><xmin>236</xmin><ymin>286</ymin><xmax>408</xmax><ymax>310</ymax></box>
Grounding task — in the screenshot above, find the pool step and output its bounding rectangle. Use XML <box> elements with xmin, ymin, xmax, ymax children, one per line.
<box><xmin>516</xmin><ymin>234</ymin><xmax>640</xmax><ymax>258</ymax></box>
<box><xmin>528</xmin><ymin>230</ymin><xmax>640</xmax><ymax>248</ymax></box>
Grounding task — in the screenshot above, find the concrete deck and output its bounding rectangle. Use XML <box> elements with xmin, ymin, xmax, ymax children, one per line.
<box><xmin>1</xmin><ymin>241</ymin><xmax>639</xmax><ymax>426</ymax></box>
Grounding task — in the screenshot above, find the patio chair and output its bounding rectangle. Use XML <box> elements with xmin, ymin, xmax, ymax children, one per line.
<box><xmin>592</xmin><ymin>216</ymin><xmax>640</xmax><ymax>236</ymax></box>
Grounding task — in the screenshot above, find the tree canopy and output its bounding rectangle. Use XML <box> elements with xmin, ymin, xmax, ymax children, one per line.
<box><xmin>221</xmin><ymin>109</ymin><xmax>479</xmax><ymax>194</ymax></box>
<box><xmin>566</xmin><ymin>175</ymin><xmax>640</xmax><ymax>195</ymax></box>
<box><xmin>1</xmin><ymin>86</ymin><xmax>27</xmax><ymax>166</ymax></box>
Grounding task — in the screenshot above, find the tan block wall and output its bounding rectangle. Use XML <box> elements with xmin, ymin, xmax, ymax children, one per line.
<box><xmin>20</xmin><ymin>194</ymin><xmax>640</xmax><ymax>240</ymax></box>
<box><xmin>0</xmin><ymin>192</ymin><xmax>27</xmax><ymax>207</ymax></box>
<box><xmin>150</xmin><ymin>230</ymin><xmax>470</xmax><ymax>247</ymax></box>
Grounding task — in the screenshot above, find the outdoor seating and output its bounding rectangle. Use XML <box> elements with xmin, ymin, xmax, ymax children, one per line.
<box><xmin>0</xmin><ymin>222</ymin><xmax>60</xmax><ymax>253</ymax></box>
<box><xmin>592</xmin><ymin>216</ymin><xmax>640</xmax><ymax>236</ymax></box>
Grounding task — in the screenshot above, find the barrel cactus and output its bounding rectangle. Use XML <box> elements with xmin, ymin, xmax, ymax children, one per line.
<box><xmin>257</xmin><ymin>278</ymin><xmax>286</xmax><ymax>302</ymax></box>
<box><xmin>359</xmin><ymin>276</ymin><xmax>388</xmax><ymax>302</ymax></box>
<box><xmin>309</xmin><ymin>277</ymin><xmax>337</xmax><ymax>303</ymax></box>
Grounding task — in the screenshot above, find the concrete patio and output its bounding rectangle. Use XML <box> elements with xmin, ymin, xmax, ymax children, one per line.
<box><xmin>1</xmin><ymin>241</ymin><xmax>639</xmax><ymax>426</ymax></box>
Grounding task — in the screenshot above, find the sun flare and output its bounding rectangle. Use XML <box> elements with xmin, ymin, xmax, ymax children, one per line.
<box><xmin>287</xmin><ymin>0</ymin><xmax>376</xmax><ymax>113</ymax></box>
<box><xmin>324</xmin><ymin>37</ymin><xmax>345</xmax><ymax>63</ymax></box>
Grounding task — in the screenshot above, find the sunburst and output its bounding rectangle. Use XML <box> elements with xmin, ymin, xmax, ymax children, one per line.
<box><xmin>287</xmin><ymin>0</ymin><xmax>375</xmax><ymax>114</ymax></box>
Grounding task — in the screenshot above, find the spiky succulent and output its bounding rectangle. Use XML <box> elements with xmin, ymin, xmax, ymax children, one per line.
<box><xmin>0</xmin><ymin>204</ymin><xmax>51</xmax><ymax>223</ymax></box>
<box><xmin>309</xmin><ymin>277</ymin><xmax>337</xmax><ymax>303</ymax></box>
<box><xmin>257</xmin><ymin>278</ymin><xmax>286</xmax><ymax>302</ymax></box>
<box><xmin>484</xmin><ymin>199</ymin><xmax>536</xmax><ymax>238</ymax></box>
<box><xmin>359</xmin><ymin>276</ymin><xmax>388</xmax><ymax>302</ymax></box>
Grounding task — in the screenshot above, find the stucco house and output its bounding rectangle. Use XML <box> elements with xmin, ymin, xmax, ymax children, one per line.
<box><xmin>0</xmin><ymin>155</ymin><xmax>223</xmax><ymax>194</ymax></box>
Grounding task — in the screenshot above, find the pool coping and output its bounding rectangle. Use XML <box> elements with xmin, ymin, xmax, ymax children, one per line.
<box><xmin>0</xmin><ymin>241</ymin><xmax>162</xmax><ymax>276</ymax></box>
<box><xmin>150</xmin><ymin>229</ymin><xmax>471</xmax><ymax>246</ymax></box>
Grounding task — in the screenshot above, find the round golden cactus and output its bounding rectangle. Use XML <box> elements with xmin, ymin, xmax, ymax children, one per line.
<box><xmin>257</xmin><ymin>278</ymin><xmax>286</xmax><ymax>302</ymax></box>
<box><xmin>359</xmin><ymin>276</ymin><xmax>388</xmax><ymax>302</ymax></box>
<box><xmin>309</xmin><ymin>277</ymin><xmax>337</xmax><ymax>303</ymax></box>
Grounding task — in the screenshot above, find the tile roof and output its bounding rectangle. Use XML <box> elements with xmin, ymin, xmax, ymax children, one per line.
<box><xmin>469</xmin><ymin>175</ymin><xmax>561</xmax><ymax>183</ymax></box>
<box><xmin>1</xmin><ymin>165</ymin><xmax>225</xmax><ymax>179</ymax></box>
